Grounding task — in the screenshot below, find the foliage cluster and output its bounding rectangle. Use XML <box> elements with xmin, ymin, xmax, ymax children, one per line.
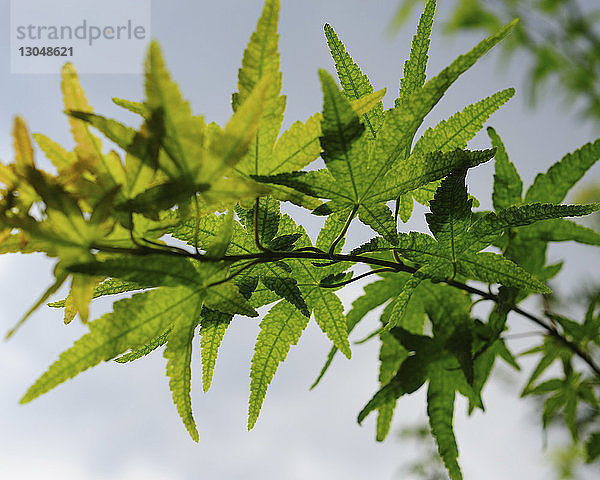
<box><xmin>2</xmin><ymin>1</ymin><xmax>600</xmax><ymax>478</ymax></box>
<box><xmin>390</xmin><ymin>0</ymin><xmax>600</xmax><ymax>121</ymax></box>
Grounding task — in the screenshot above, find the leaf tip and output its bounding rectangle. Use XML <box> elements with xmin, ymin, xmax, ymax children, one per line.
<box><xmin>341</xmin><ymin>345</ymin><xmax>352</xmax><ymax>360</ymax></box>
<box><xmin>189</xmin><ymin>427</ymin><xmax>200</xmax><ymax>443</ymax></box>
<box><xmin>61</xmin><ymin>62</ymin><xmax>77</xmax><ymax>76</ymax></box>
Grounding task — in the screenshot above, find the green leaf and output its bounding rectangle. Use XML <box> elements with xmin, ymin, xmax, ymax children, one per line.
<box><xmin>12</xmin><ymin>117</ymin><xmax>34</xmax><ymax>167</ymax></box>
<box><xmin>525</xmin><ymin>138</ymin><xmax>600</xmax><ymax>204</ymax></box>
<box><xmin>516</xmin><ymin>218</ymin><xmax>600</xmax><ymax>246</ymax></box>
<box><xmin>397</xmin><ymin>0</ymin><xmax>436</xmax><ymax>104</ymax></box>
<box><xmin>585</xmin><ymin>432</ymin><xmax>600</xmax><ymax>463</ymax></box>
<box><xmin>60</xmin><ymin>64</ymin><xmax>121</xmax><ymax>191</ymax></box>
<box><xmin>260</xmin><ymin>275</ymin><xmax>309</xmax><ymax>317</ymax></box>
<box><xmin>387</xmin><ymin>270</ymin><xmax>431</xmax><ymax>330</ymax></box>
<box><xmin>212</xmin><ymin>75</ymin><xmax>272</xmax><ymax>175</ymax></box>
<box><xmin>457</xmin><ymin>252</ymin><xmax>551</xmax><ymax>293</ymax></box>
<box><xmin>268</xmin><ymin>233</ymin><xmax>302</xmax><ymax>251</ymax></box>
<box><xmin>426</xmin><ymin>169</ymin><xmax>472</xmax><ymax>254</ymax></box>
<box><xmin>269</xmin><ymin>113</ymin><xmax>322</xmax><ymax>175</ymax></box>
<box><xmin>318</xmin><ymin>69</ymin><xmax>366</xmax><ymax>201</ymax></box>
<box><xmin>376</xmin><ymin>328</ymin><xmax>408</xmax><ymax>441</ymax></box>
<box><xmin>21</xmin><ymin>286</ymin><xmax>203</xmax><ymax>403</ymax></box>
<box><xmin>428</xmin><ymin>367</ymin><xmax>462</xmax><ymax>480</ymax></box>
<box><xmin>488</xmin><ymin>126</ymin><xmax>522</xmax><ymax>209</ymax></box>
<box><xmin>199</xmin><ymin>308</ymin><xmax>232</xmax><ymax>393</ymax></box>
<box><xmin>311</xmin><ymin>274</ymin><xmax>407</xmax><ymax>389</ymax></box>
<box><xmin>240</xmin><ymin>196</ymin><xmax>280</xmax><ymax>246</ymax></box>
<box><xmin>323</xmin><ymin>23</ymin><xmax>384</xmax><ymax>137</ymax></box>
<box><xmin>357</xmin><ymin>203</ymin><xmax>398</xmax><ymax>245</ymax></box>
<box><xmin>521</xmin><ymin>336</ymin><xmax>572</xmax><ymax>396</ymax></box>
<box><xmin>205</xmin><ymin>210</ymin><xmax>234</xmax><ymax>258</ymax></box>
<box><xmin>468</xmin><ymin>203</ymin><xmax>600</xmax><ymax>251</ymax></box>
<box><xmin>33</xmin><ymin>133</ymin><xmax>77</xmax><ymax>173</ymax></box>
<box><xmin>398</xmin><ymin>89</ymin><xmax>514</xmax><ymax>214</ymax></box>
<box><xmin>6</xmin><ymin>270</ymin><xmax>69</xmax><ymax>339</ymax></box>
<box><xmin>112</xmin><ymin>97</ymin><xmax>147</xmax><ymax>116</ymax></box>
<box><xmin>144</xmin><ymin>41</ymin><xmax>202</xmax><ymax>179</ymax></box>
<box><xmin>67</xmin><ymin>255</ymin><xmax>202</xmax><ymax>288</ymax></box>
<box><xmin>144</xmin><ymin>45</ymin><xmax>271</xmax><ymax>205</ymax></box>
<box><xmin>66</xmin><ymin>111</ymin><xmax>139</xmax><ymax>158</ymax></box>
<box><xmin>371</xmin><ymin>19</ymin><xmax>518</xmax><ymax>199</ymax></box>
<box><xmin>114</xmin><ymin>327</ymin><xmax>172</xmax><ymax>363</ymax></box>
<box><xmin>412</xmin><ymin>90</ymin><xmax>515</xmax><ymax>161</ymax></box>
<box><xmin>248</xmin><ymin>300</ymin><xmax>310</xmax><ymax>429</ymax></box>
<box><xmin>375</xmin><ymin>403</ymin><xmax>395</xmax><ymax>443</ymax></box>
<box><xmin>311</xmin><ymin>289</ymin><xmax>351</xmax><ymax>359</ymax></box>
<box><xmin>48</xmin><ymin>278</ymin><xmax>144</xmax><ymax>308</ymax></box>
<box><xmin>358</xmin><ymin>353</ymin><xmax>430</xmax><ymax>424</ymax></box>
<box><xmin>233</xmin><ymin>0</ymin><xmax>285</xmax><ymax>177</ymax></box>
<box><xmin>163</xmin><ymin>293</ymin><xmax>205</xmax><ymax>441</ymax></box>
<box><xmin>371</xmin><ymin>149</ymin><xmax>495</xmax><ymax>204</ymax></box>
<box><xmin>204</xmin><ymin>283</ymin><xmax>258</xmax><ymax>318</ymax></box>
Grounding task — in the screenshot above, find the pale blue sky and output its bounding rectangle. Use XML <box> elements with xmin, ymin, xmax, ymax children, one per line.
<box><xmin>0</xmin><ymin>1</ymin><xmax>599</xmax><ymax>479</ymax></box>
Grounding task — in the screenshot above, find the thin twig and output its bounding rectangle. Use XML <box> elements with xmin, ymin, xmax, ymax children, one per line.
<box><xmin>319</xmin><ymin>268</ymin><xmax>395</xmax><ymax>289</ymax></box>
<box><xmin>88</xmin><ymin>240</ymin><xmax>600</xmax><ymax>378</ymax></box>
<box><xmin>253</xmin><ymin>197</ymin><xmax>270</xmax><ymax>252</ymax></box>
<box><xmin>329</xmin><ymin>204</ymin><xmax>359</xmax><ymax>257</ymax></box>
<box><xmin>193</xmin><ymin>195</ymin><xmax>201</xmax><ymax>255</ymax></box>
<box><xmin>205</xmin><ymin>260</ymin><xmax>260</xmax><ymax>289</ymax></box>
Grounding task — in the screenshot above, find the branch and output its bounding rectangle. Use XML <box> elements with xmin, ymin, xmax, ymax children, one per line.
<box><xmin>89</xmin><ymin>241</ymin><xmax>600</xmax><ymax>379</ymax></box>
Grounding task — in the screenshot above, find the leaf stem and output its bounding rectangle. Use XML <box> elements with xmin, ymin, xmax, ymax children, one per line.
<box><xmin>319</xmin><ymin>268</ymin><xmax>394</xmax><ymax>289</ymax></box>
<box><xmin>253</xmin><ymin>197</ymin><xmax>271</xmax><ymax>252</ymax></box>
<box><xmin>205</xmin><ymin>260</ymin><xmax>260</xmax><ymax>289</ymax></box>
<box><xmin>193</xmin><ymin>195</ymin><xmax>201</xmax><ymax>255</ymax></box>
<box><xmin>329</xmin><ymin>204</ymin><xmax>359</xmax><ymax>257</ymax></box>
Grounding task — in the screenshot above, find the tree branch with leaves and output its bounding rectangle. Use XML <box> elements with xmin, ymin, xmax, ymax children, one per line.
<box><xmin>2</xmin><ymin>1</ymin><xmax>600</xmax><ymax>478</ymax></box>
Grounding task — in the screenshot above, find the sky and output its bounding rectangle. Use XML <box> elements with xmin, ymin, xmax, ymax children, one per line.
<box><xmin>0</xmin><ymin>1</ymin><xmax>599</xmax><ymax>479</ymax></box>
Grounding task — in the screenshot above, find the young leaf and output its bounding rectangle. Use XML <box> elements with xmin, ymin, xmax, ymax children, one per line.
<box><xmin>21</xmin><ymin>286</ymin><xmax>204</xmax><ymax>403</ymax></box>
<box><xmin>48</xmin><ymin>278</ymin><xmax>145</xmax><ymax>308</ymax></box>
<box><xmin>13</xmin><ymin>116</ymin><xmax>34</xmax><ymax>168</ymax></box>
<box><xmin>67</xmin><ymin>255</ymin><xmax>202</xmax><ymax>289</ymax></box>
<box><xmin>233</xmin><ymin>0</ymin><xmax>285</xmax><ymax>176</ymax></box>
<box><xmin>144</xmin><ymin>41</ymin><xmax>202</xmax><ymax>179</ymax></box>
<box><xmin>61</xmin><ymin>64</ymin><xmax>123</xmax><ymax>192</ymax></box>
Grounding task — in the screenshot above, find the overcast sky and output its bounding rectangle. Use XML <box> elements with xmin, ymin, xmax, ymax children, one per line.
<box><xmin>1</xmin><ymin>1</ymin><xmax>599</xmax><ymax>479</ymax></box>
